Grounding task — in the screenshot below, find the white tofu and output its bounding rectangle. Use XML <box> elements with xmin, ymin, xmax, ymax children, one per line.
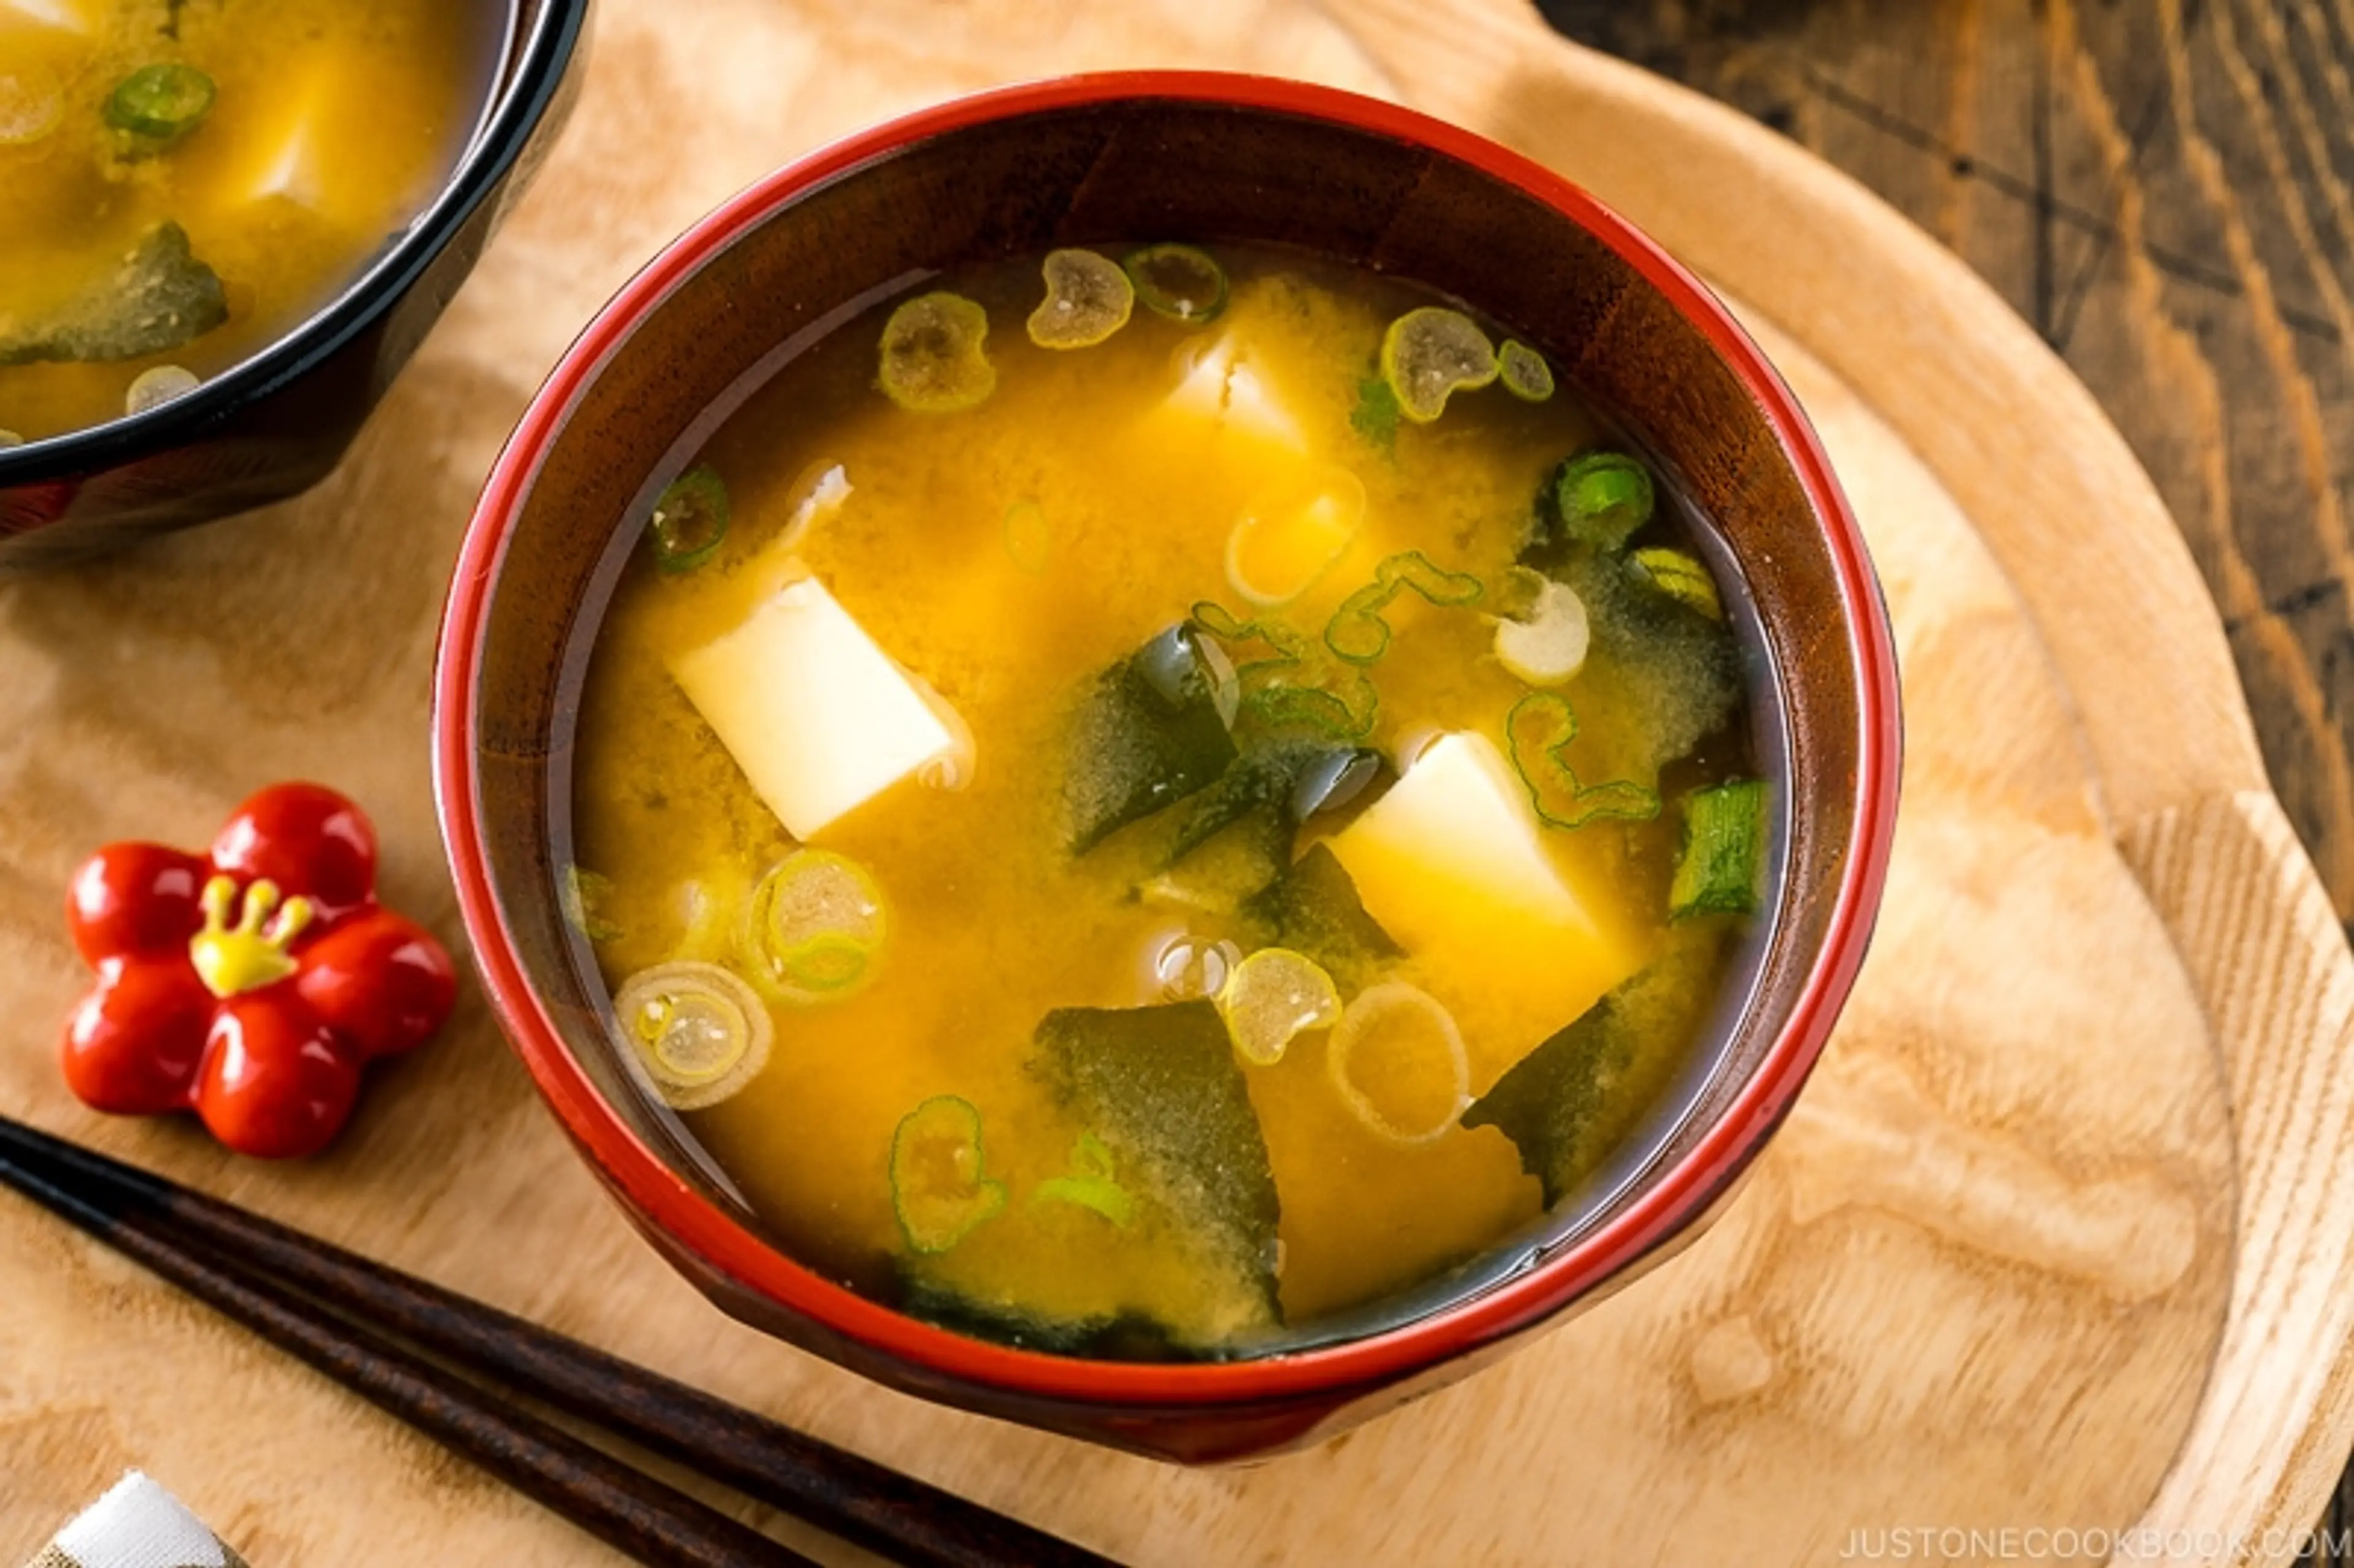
<box><xmin>1325</xmin><ymin>732</ymin><xmax>1640</xmax><ymax>1090</ymax></box>
<box><xmin>669</xmin><ymin>576</ymin><xmax>966</xmax><ymax>841</ymax></box>
<box><xmin>1151</xmin><ymin>331</ymin><xmax>1309</xmax><ymax>477</ymax></box>
<box><xmin>215</xmin><ymin>47</ymin><xmax>413</xmax><ymax>234</ymax></box>
<box><xmin>2</xmin><ymin>0</ymin><xmax>102</xmax><ymax>37</ymax></box>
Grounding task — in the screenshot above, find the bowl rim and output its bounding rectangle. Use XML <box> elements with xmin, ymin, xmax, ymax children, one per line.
<box><xmin>0</xmin><ymin>0</ymin><xmax>592</xmax><ymax>479</ymax></box>
<box><xmin>434</xmin><ymin>69</ymin><xmax>1902</xmax><ymax>1410</ymax></box>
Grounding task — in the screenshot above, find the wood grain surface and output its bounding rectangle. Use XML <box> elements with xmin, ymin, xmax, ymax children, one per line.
<box><xmin>1536</xmin><ymin>4</ymin><xmax>2354</xmax><ymax>1538</ymax></box>
<box><xmin>0</xmin><ymin>2</ymin><xmax>2341</xmax><ymax>1564</ymax></box>
<box><xmin>1536</xmin><ymin>0</ymin><xmax>2354</xmax><ymax>1027</ymax></box>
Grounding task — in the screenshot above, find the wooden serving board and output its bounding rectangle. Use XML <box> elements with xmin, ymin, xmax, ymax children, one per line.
<box><xmin>2</xmin><ymin>1</ymin><xmax>2348</xmax><ymax>1563</ymax></box>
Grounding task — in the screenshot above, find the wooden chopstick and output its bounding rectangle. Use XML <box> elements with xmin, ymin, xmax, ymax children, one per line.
<box><xmin>0</xmin><ymin>1115</ymin><xmax>1122</xmax><ymax>1568</ymax></box>
<box><xmin>0</xmin><ymin>1124</ymin><xmax>810</xmax><ymax>1567</ymax></box>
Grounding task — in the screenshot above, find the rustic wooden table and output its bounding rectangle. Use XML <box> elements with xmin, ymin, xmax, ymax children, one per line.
<box><xmin>1537</xmin><ymin>0</ymin><xmax>2354</xmax><ymax>1548</ymax></box>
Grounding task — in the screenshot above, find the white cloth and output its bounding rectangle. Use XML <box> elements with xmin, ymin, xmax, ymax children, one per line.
<box><xmin>21</xmin><ymin>1473</ymin><xmax>245</xmax><ymax>1568</ymax></box>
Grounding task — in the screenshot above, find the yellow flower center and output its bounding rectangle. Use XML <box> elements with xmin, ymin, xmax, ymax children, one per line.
<box><xmin>188</xmin><ymin>874</ymin><xmax>314</xmax><ymax>999</ymax></box>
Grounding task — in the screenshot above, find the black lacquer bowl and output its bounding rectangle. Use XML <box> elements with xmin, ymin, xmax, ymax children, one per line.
<box><xmin>0</xmin><ymin>0</ymin><xmax>594</xmax><ymax>565</ymax></box>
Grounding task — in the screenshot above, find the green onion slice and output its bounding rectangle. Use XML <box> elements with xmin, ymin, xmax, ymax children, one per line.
<box><xmin>1505</xmin><ymin>690</ymin><xmax>1661</xmax><ymax>829</ymax></box>
<box><xmin>1031</xmin><ymin>1132</ymin><xmax>1135</xmax><ymax>1227</ymax></box>
<box><xmin>739</xmin><ymin>850</ymin><xmax>886</xmax><ymax>1003</ymax></box>
<box><xmin>890</xmin><ymin>1095</ymin><xmax>1008</xmax><ymax>1254</ymax></box>
<box><xmin>649</xmin><ymin>465</ymin><xmax>729</xmax><ymax>574</ymax></box>
<box><xmin>1027</xmin><ymin>248</ymin><xmax>1134</xmax><ymax>349</ymax></box>
<box><xmin>1628</xmin><ymin>546</ymin><xmax>1725</xmax><ymax>620</ymax></box>
<box><xmin>560</xmin><ymin>864</ymin><xmax>623</xmax><ymax>943</ymax></box>
<box><xmin>1553</xmin><ymin>451</ymin><xmax>1655</xmax><ymax>551</ymax></box>
<box><xmin>104</xmin><ymin>63</ymin><xmax>215</xmax><ymax>145</ymax></box>
<box><xmin>1122</xmin><ymin>244</ymin><xmax>1228</xmax><ymax>323</ymax></box>
<box><xmin>1327</xmin><ymin>981</ymin><xmax>1471</xmax><ymax>1146</ymax></box>
<box><xmin>1493</xmin><ymin>576</ymin><xmax>1591</xmax><ymax>687</ymax></box>
<box><xmin>1670</xmin><ymin>778</ymin><xmax>1767</xmax><ymax>919</ymax></box>
<box><xmin>1217</xmin><ymin>947</ymin><xmax>1341</xmax><ymax>1067</ymax></box>
<box><xmin>613</xmin><ymin>961</ymin><xmax>771</xmax><ymax>1111</ymax></box>
<box><xmin>1379</xmin><ymin>306</ymin><xmax>1499</xmax><ymax>423</ymax></box>
<box><xmin>878</xmin><ymin>291</ymin><xmax>994</xmax><ymax>413</ymax></box>
<box><xmin>1324</xmin><ymin>550</ymin><xmax>1484</xmax><ymax>665</ymax></box>
<box><xmin>1350</xmin><ymin>375</ymin><xmax>1401</xmax><ymax>452</ymax></box>
<box><xmin>1498</xmin><ymin>340</ymin><xmax>1555</xmax><ymax>402</ymax></box>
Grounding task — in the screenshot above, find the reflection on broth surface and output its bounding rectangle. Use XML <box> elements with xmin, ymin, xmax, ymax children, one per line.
<box><xmin>0</xmin><ymin>0</ymin><xmax>505</xmax><ymax>441</ymax></box>
<box><xmin>566</xmin><ymin>245</ymin><xmax>1778</xmax><ymax>1360</ymax></box>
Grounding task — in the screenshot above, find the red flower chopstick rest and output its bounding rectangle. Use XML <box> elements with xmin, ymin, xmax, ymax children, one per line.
<box><xmin>61</xmin><ymin>783</ymin><xmax>456</xmax><ymax>1159</ymax></box>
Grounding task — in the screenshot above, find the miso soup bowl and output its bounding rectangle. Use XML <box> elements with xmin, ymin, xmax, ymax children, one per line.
<box><xmin>435</xmin><ymin>72</ymin><xmax>1901</xmax><ymax>1466</ymax></box>
<box><xmin>0</xmin><ymin>0</ymin><xmax>593</xmax><ymax>565</ymax></box>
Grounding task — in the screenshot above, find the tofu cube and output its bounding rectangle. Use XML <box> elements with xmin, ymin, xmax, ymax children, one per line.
<box><xmin>669</xmin><ymin>576</ymin><xmax>965</xmax><ymax>840</ymax></box>
<box><xmin>1150</xmin><ymin>330</ymin><xmax>1311</xmax><ymax>484</ymax></box>
<box><xmin>2</xmin><ymin>0</ymin><xmax>101</xmax><ymax>37</ymax></box>
<box><xmin>1326</xmin><ymin>732</ymin><xmax>1641</xmax><ymax>1091</ymax></box>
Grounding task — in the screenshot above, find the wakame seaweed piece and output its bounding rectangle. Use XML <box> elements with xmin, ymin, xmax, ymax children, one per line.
<box><xmin>0</xmin><ymin>221</ymin><xmax>226</xmax><ymax>367</ymax></box>
<box><xmin>1239</xmin><ymin>841</ymin><xmax>1401</xmax><ymax>993</ymax></box>
<box><xmin>1506</xmin><ymin>690</ymin><xmax>1662</xmax><ymax>829</ymax></box>
<box><xmin>1556</xmin><ymin>543</ymin><xmax>1744</xmax><ymax>777</ymax></box>
<box><xmin>1238</xmin><ymin>671</ymin><xmax>1378</xmax><ymax>742</ymax></box>
<box><xmin>1670</xmin><ymin>778</ymin><xmax>1767</xmax><ymax>919</ymax></box>
<box><xmin>1322</xmin><ymin>550</ymin><xmax>1485</xmax><ymax>665</ymax></box>
<box><xmin>896</xmin><ymin>1276</ymin><xmax>1194</xmax><ymax>1360</ymax></box>
<box><xmin>1547</xmin><ymin>451</ymin><xmax>1656</xmax><ymax>552</ymax></box>
<box><xmin>1463</xmin><ymin>930</ymin><xmax>1724</xmax><ymax>1205</ymax></box>
<box><xmin>1062</xmin><ymin>624</ymin><xmax>1240</xmax><ymax>853</ymax></box>
<box><xmin>1032</xmin><ymin>1001</ymin><xmax>1282</xmax><ymax>1312</ymax></box>
<box><xmin>1166</xmin><ymin>740</ymin><xmax>1381</xmax><ymax>866</ymax></box>
<box><xmin>1350</xmin><ymin>375</ymin><xmax>1401</xmax><ymax>453</ymax></box>
<box><xmin>1123</xmin><ymin>244</ymin><xmax>1227</xmax><ymax>323</ymax></box>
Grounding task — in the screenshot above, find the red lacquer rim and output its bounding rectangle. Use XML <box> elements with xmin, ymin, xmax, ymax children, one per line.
<box><xmin>434</xmin><ymin>71</ymin><xmax>1902</xmax><ymax>1410</ymax></box>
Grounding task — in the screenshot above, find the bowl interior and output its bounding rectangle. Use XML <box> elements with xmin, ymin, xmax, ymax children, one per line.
<box><xmin>455</xmin><ymin>87</ymin><xmax>1880</xmax><ymax>1380</ymax></box>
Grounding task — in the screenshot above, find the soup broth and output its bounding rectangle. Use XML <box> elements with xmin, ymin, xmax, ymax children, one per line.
<box><xmin>0</xmin><ymin>0</ymin><xmax>505</xmax><ymax>442</ymax></box>
<box><xmin>568</xmin><ymin>244</ymin><xmax>1777</xmax><ymax>1358</ymax></box>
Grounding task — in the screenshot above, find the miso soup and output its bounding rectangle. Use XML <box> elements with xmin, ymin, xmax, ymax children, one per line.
<box><xmin>566</xmin><ymin>244</ymin><xmax>1779</xmax><ymax>1358</ymax></box>
<box><xmin>0</xmin><ymin>0</ymin><xmax>506</xmax><ymax>443</ymax></box>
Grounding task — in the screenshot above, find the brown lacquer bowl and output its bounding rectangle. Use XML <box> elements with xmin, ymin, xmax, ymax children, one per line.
<box><xmin>434</xmin><ymin>72</ymin><xmax>1900</xmax><ymax>1464</ymax></box>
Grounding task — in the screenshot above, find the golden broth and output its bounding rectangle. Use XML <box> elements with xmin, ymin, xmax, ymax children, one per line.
<box><xmin>569</xmin><ymin>248</ymin><xmax>1768</xmax><ymax>1357</ymax></box>
<box><xmin>0</xmin><ymin>0</ymin><xmax>503</xmax><ymax>441</ymax></box>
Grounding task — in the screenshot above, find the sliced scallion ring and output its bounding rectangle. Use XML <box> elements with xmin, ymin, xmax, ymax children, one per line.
<box><xmin>105</xmin><ymin>63</ymin><xmax>215</xmax><ymax>145</ymax></box>
<box><xmin>1379</xmin><ymin>306</ymin><xmax>1498</xmax><ymax>423</ymax></box>
<box><xmin>1553</xmin><ymin>451</ymin><xmax>1655</xmax><ymax>551</ymax></box>
<box><xmin>1498</xmin><ymin>340</ymin><xmax>1555</xmax><ymax>402</ymax></box>
<box><xmin>739</xmin><ymin>849</ymin><xmax>886</xmax><ymax>1003</ymax></box>
<box><xmin>649</xmin><ymin>465</ymin><xmax>729</xmax><ymax>573</ymax></box>
<box><xmin>1026</xmin><ymin>248</ymin><xmax>1133</xmax><ymax>349</ymax></box>
<box><xmin>1327</xmin><ymin>981</ymin><xmax>1469</xmax><ymax>1146</ymax></box>
<box><xmin>1217</xmin><ymin>947</ymin><xmax>1341</xmax><ymax>1067</ymax></box>
<box><xmin>1122</xmin><ymin>243</ymin><xmax>1228</xmax><ymax>324</ymax></box>
<box><xmin>878</xmin><ymin>291</ymin><xmax>994</xmax><ymax>412</ymax></box>
<box><xmin>890</xmin><ymin>1095</ymin><xmax>1008</xmax><ymax>1254</ymax></box>
<box><xmin>613</xmin><ymin>961</ymin><xmax>771</xmax><ymax>1111</ymax></box>
<box><xmin>1628</xmin><ymin>546</ymin><xmax>1725</xmax><ymax>620</ymax></box>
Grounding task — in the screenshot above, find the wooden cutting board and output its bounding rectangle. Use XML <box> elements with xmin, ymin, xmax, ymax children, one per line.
<box><xmin>2</xmin><ymin>1</ymin><xmax>2348</xmax><ymax>1562</ymax></box>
